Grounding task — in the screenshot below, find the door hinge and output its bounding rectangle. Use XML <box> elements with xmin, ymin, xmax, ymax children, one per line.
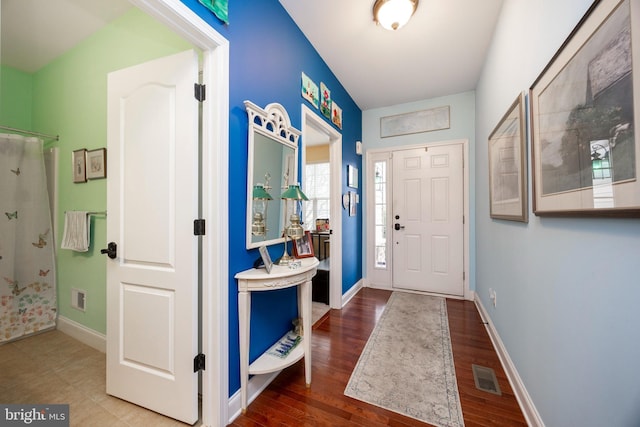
<box><xmin>194</xmin><ymin>83</ymin><xmax>206</xmax><ymax>102</ymax></box>
<box><xmin>194</xmin><ymin>353</ymin><xmax>205</xmax><ymax>372</ymax></box>
<box><xmin>194</xmin><ymin>219</ymin><xmax>206</xmax><ymax>236</ymax></box>
<box><xmin>463</xmin><ymin>271</ymin><xmax>466</xmax><ymax>281</ymax></box>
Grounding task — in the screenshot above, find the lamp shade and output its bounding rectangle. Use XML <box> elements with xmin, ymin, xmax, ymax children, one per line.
<box><xmin>280</xmin><ymin>184</ymin><xmax>309</xmax><ymax>201</ymax></box>
<box><xmin>252</xmin><ymin>184</ymin><xmax>272</xmax><ymax>200</ymax></box>
<box><xmin>373</xmin><ymin>0</ymin><xmax>418</xmax><ymax>31</ymax></box>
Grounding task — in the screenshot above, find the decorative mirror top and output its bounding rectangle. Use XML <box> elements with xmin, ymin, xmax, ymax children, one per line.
<box><xmin>244</xmin><ymin>101</ymin><xmax>301</xmax><ymax>147</ymax></box>
<box><xmin>245</xmin><ymin>101</ymin><xmax>301</xmax><ymax>249</ymax></box>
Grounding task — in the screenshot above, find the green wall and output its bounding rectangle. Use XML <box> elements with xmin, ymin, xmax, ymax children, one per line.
<box><xmin>0</xmin><ymin>65</ymin><xmax>33</xmax><ymax>129</ymax></box>
<box><xmin>30</xmin><ymin>8</ymin><xmax>195</xmax><ymax>334</ymax></box>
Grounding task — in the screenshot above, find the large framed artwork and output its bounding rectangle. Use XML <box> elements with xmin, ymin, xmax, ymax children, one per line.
<box><xmin>530</xmin><ymin>0</ymin><xmax>640</xmax><ymax>217</ymax></box>
<box><xmin>489</xmin><ymin>93</ymin><xmax>528</xmax><ymax>222</ymax></box>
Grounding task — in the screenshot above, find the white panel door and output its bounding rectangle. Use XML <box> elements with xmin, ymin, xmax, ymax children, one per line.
<box><xmin>106</xmin><ymin>50</ymin><xmax>199</xmax><ymax>424</ymax></box>
<box><xmin>392</xmin><ymin>144</ymin><xmax>464</xmax><ymax>296</ymax></box>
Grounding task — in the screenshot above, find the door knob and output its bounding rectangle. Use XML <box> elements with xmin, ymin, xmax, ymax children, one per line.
<box><xmin>394</xmin><ymin>223</ymin><xmax>405</xmax><ymax>231</ymax></box>
<box><xmin>100</xmin><ymin>242</ymin><xmax>117</xmax><ymax>259</ymax></box>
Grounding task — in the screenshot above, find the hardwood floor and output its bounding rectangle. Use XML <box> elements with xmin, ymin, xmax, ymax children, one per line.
<box><xmin>229</xmin><ymin>287</ymin><xmax>527</xmax><ymax>427</ymax></box>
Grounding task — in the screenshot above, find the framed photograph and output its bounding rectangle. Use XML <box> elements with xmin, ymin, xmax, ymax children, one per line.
<box><xmin>320</xmin><ymin>82</ymin><xmax>332</xmax><ymax>120</ymax></box>
<box><xmin>258</xmin><ymin>245</ymin><xmax>273</xmax><ymax>273</ymax></box>
<box><xmin>72</xmin><ymin>149</ymin><xmax>87</xmax><ymax>183</ymax></box>
<box><xmin>331</xmin><ymin>101</ymin><xmax>342</xmax><ymax>129</ymax></box>
<box><xmin>380</xmin><ymin>106</ymin><xmax>450</xmax><ymax>138</ymax></box>
<box><xmin>488</xmin><ymin>93</ymin><xmax>528</xmax><ymax>222</ymax></box>
<box><xmin>293</xmin><ymin>231</ymin><xmax>315</xmax><ymax>258</ymax></box>
<box><xmin>530</xmin><ymin>0</ymin><xmax>640</xmax><ymax>217</ymax></box>
<box><xmin>347</xmin><ymin>164</ymin><xmax>358</xmax><ymax>188</ymax></box>
<box><xmin>301</xmin><ymin>72</ymin><xmax>319</xmax><ymax>108</ymax></box>
<box><xmin>349</xmin><ymin>191</ymin><xmax>357</xmax><ymax>217</ymax></box>
<box><xmin>86</xmin><ymin>148</ymin><xmax>107</xmax><ymax>179</ymax></box>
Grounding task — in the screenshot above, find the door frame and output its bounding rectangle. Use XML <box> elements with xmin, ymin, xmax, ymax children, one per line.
<box><xmin>301</xmin><ymin>104</ymin><xmax>343</xmax><ymax>309</ymax></box>
<box><xmin>364</xmin><ymin>139</ymin><xmax>471</xmax><ymax>301</ymax></box>
<box><xmin>129</xmin><ymin>1</ymin><xmax>229</xmax><ymax>426</ymax></box>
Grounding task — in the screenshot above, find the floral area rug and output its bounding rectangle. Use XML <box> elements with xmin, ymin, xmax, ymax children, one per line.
<box><xmin>344</xmin><ymin>292</ymin><xmax>464</xmax><ymax>427</ymax></box>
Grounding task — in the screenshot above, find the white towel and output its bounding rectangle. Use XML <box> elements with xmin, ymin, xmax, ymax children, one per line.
<box><xmin>61</xmin><ymin>211</ymin><xmax>90</xmax><ymax>252</ymax></box>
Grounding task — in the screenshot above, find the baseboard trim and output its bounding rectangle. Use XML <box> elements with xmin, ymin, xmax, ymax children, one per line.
<box><xmin>57</xmin><ymin>315</ymin><xmax>106</xmax><ymax>353</ymax></box>
<box><xmin>227</xmin><ymin>371</ymin><xmax>280</xmax><ymax>423</ymax></box>
<box><xmin>474</xmin><ymin>297</ymin><xmax>545</xmax><ymax>427</ymax></box>
<box><xmin>342</xmin><ymin>279</ymin><xmax>363</xmax><ymax>308</ymax></box>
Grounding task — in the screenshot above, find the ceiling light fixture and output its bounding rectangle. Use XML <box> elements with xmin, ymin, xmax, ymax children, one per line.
<box><xmin>373</xmin><ymin>0</ymin><xmax>419</xmax><ymax>31</ymax></box>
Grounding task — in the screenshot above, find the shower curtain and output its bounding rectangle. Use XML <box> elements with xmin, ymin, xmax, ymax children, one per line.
<box><xmin>0</xmin><ymin>134</ymin><xmax>57</xmax><ymax>343</ymax></box>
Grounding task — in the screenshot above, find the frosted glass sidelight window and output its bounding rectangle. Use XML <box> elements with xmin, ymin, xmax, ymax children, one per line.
<box><xmin>374</xmin><ymin>161</ymin><xmax>387</xmax><ymax>268</ymax></box>
<box><xmin>304</xmin><ymin>162</ymin><xmax>331</xmax><ymax>229</ymax></box>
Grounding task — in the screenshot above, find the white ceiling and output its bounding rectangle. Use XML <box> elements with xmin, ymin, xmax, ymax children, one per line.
<box><xmin>280</xmin><ymin>0</ymin><xmax>504</xmax><ymax>110</ymax></box>
<box><xmin>1</xmin><ymin>0</ymin><xmax>504</xmax><ymax>111</ymax></box>
<box><xmin>0</xmin><ymin>0</ymin><xmax>132</xmax><ymax>73</ymax></box>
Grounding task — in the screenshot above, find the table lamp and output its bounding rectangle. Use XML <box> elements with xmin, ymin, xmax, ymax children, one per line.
<box><xmin>277</xmin><ymin>184</ymin><xmax>309</xmax><ymax>265</ymax></box>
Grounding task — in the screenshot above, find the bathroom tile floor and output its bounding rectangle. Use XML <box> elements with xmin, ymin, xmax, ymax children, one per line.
<box><xmin>0</xmin><ymin>329</ymin><xmax>197</xmax><ymax>426</ymax></box>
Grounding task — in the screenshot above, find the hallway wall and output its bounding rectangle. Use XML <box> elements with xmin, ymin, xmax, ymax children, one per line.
<box><xmin>475</xmin><ymin>1</ymin><xmax>640</xmax><ymax>425</ymax></box>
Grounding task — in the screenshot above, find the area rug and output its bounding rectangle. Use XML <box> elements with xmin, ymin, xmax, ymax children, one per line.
<box><xmin>344</xmin><ymin>292</ymin><xmax>464</xmax><ymax>427</ymax></box>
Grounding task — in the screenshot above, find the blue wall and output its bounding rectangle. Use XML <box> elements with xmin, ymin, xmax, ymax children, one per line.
<box><xmin>180</xmin><ymin>0</ymin><xmax>362</xmax><ymax>396</ymax></box>
<box><xmin>476</xmin><ymin>1</ymin><xmax>640</xmax><ymax>425</ymax></box>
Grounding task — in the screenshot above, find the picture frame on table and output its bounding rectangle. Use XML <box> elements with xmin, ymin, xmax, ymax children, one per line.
<box><xmin>488</xmin><ymin>92</ymin><xmax>528</xmax><ymax>222</ymax></box>
<box><xmin>72</xmin><ymin>149</ymin><xmax>87</xmax><ymax>183</ymax></box>
<box><xmin>530</xmin><ymin>0</ymin><xmax>640</xmax><ymax>217</ymax></box>
<box><xmin>258</xmin><ymin>245</ymin><xmax>273</xmax><ymax>273</ymax></box>
<box><xmin>293</xmin><ymin>231</ymin><xmax>315</xmax><ymax>258</ymax></box>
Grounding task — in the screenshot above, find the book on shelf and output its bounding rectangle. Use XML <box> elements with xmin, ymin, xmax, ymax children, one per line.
<box><xmin>265</xmin><ymin>331</ymin><xmax>301</xmax><ymax>359</ymax></box>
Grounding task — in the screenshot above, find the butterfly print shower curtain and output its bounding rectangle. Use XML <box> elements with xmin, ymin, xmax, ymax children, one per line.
<box><xmin>0</xmin><ymin>134</ymin><xmax>57</xmax><ymax>342</ymax></box>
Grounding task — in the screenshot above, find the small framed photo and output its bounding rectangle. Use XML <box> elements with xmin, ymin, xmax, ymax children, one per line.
<box><xmin>301</xmin><ymin>72</ymin><xmax>319</xmax><ymax>108</ymax></box>
<box><xmin>488</xmin><ymin>93</ymin><xmax>528</xmax><ymax>222</ymax></box>
<box><xmin>86</xmin><ymin>148</ymin><xmax>107</xmax><ymax>180</ymax></box>
<box><xmin>332</xmin><ymin>101</ymin><xmax>342</xmax><ymax>129</ymax></box>
<box><xmin>293</xmin><ymin>231</ymin><xmax>315</xmax><ymax>258</ymax></box>
<box><xmin>72</xmin><ymin>149</ymin><xmax>87</xmax><ymax>183</ymax></box>
<box><xmin>347</xmin><ymin>165</ymin><xmax>358</xmax><ymax>188</ymax></box>
<box><xmin>259</xmin><ymin>245</ymin><xmax>273</xmax><ymax>273</ymax></box>
<box><xmin>349</xmin><ymin>191</ymin><xmax>357</xmax><ymax>217</ymax></box>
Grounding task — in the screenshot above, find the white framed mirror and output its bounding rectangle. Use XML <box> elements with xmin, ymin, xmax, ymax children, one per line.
<box><xmin>245</xmin><ymin>101</ymin><xmax>300</xmax><ymax>249</ymax></box>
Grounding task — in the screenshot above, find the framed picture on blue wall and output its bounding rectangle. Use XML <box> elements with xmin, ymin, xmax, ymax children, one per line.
<box><xmin>347</xmin><ymin>164</ymin><xmax>358</xmax><ymax>188</ymax></box>
<box><xmin>301</xmin><ymin>72</ymin><xmax>319</xmax><ymax>108</ymax></box>
<box><xmin>320</xmin><ymin>82</ymin><xmax>332</xmax><ymax>119</ymax></box>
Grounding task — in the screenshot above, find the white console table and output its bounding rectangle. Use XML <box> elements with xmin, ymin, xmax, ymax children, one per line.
<box><xmin>235</xmin><ymin>257</ymin><xmax>319</xmax><ymax>412</ymax></box>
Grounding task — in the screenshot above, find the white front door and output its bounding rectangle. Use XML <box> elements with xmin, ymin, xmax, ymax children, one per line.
<box><xmin>392</xmin><ymin>144</ymin><xmax>464</xmax><ymax>296</ymax></box>
<box><xmin>105</xmin><ymin>50</ymin><xmax>199</xmax><ymax>424</ymax></box>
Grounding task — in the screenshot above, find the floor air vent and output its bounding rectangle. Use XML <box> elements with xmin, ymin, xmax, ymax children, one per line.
<box><xmin>472</xmin><ymin>364</ymin><xmax>502</xmax><ymax>395</ymax></box>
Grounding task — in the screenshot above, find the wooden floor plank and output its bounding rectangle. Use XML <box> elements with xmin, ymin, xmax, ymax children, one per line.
<box><xmin>229</xmin><ymin>288</ymin><xmax>527</xmax><ymax>426</ymax></box>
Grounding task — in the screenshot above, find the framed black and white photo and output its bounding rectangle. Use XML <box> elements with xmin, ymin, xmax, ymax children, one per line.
<box><xmin>530</xmin><ymin>0</ymin><xmax>640</xmax><ymax>217</ymax></box>
<box><xmin>380</xmin><ymin>106</ymin><xmax>450</xmax><ymax>138</ymax></box>
<box><xmin>86</xmin><ymin>148</ymin><xmax>107</xmax><ymax>179</ymax></box>
<box><xmin>489</xmin><ymin>93</ymin><xmax>528</xmax><ymax>222</ymax></box>
<box><xmin>293</xmin><ymin>231</ymin><xmax>315</xmax><ymax>258</ymax></box>
<box><xmin>72</xmin><ymin>149</ymin><xmax>87</xmax><ymax>183</ymax></box>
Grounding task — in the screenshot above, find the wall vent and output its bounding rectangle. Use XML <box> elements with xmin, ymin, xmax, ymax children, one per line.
<box><xmin>71</xmin><ymin>288</ymin><xmax>86</xmax><ymax>312</ymax></box>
